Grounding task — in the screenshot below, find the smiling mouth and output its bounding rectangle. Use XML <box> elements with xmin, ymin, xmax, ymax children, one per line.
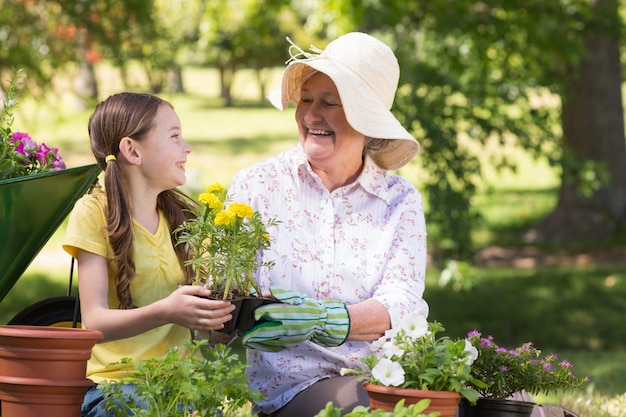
<box><xmin>176</xmin><ymin>162</ymin><xmax>186</xmax><ymax>169</ymax></box>
<box><xmin>309</xmin><ymin>129</ymin><xmax>333</xmax><ymax>136</ymax></box>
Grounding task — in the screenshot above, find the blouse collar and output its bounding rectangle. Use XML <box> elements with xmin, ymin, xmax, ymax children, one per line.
<box><xmin>289</xmin><ymin>145</ymin><xmax>391</xmax><ymax>204</ymax></box>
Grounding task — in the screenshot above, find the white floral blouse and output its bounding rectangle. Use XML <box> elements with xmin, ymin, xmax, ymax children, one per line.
<box><xmin>227</xmin><ymin>144</ymin><xmax>429</xmax><ymax>413</ymax></box>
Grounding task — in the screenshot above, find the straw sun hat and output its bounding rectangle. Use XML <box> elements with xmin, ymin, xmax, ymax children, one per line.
<box><xmin>269</xmin><ymin>32</ymin><xmax>419</xmax><ymax>170</ymax></box>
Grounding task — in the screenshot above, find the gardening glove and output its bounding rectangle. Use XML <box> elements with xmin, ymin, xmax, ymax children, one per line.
<box><xmin>242</xmin><ymin>286</ymin><xmax>350</xmax><ymax>352</ymax></box>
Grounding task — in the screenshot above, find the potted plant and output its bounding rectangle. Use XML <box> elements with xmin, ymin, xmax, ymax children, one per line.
<box><xmin>0</xmin><ymin>69</ymin><xmax>103</xmax><ymax>417</ymax></box>
<box><xmin>99</xmin><ymin>340</ymin><xmax>264</xmax><ymax>417</ymax></box>
<box><xmin>341</xmin><ymin>316</ymin><xmax>486</xmax><ymax>417</ymax></box>
<box><xmin>460</xmin><ymin>330</ymin><xmax>589</xmax><ymax>417</ymax></box>
<box><xmin>175</xmin><ymin>183</ymin><xmax>279</xmax><ymax>333</ymax></box>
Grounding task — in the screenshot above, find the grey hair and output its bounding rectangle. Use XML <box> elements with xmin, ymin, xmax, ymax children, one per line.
<box><xmin>364</xmin><ymin>137</ymin><xmax>389</xmax><ymax>158</ymax></box>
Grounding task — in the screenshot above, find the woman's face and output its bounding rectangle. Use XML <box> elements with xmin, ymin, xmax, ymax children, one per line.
<box><xmin>295</xmin><ymin>72</ymin><xmax>366</xmax><ymax>171</ymax></box>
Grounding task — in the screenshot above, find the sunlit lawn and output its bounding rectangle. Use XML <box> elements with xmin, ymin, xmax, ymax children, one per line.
<box><xmin>3</xmin><ymin>64</ymin><xmax>625</xmax><ymax>416</ymax></box>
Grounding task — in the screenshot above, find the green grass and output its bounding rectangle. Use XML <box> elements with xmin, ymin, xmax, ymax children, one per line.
<box><xmin>3</xmin><ymin>64</ymin><xmax>626</xmax><ymax>416</ymax></box>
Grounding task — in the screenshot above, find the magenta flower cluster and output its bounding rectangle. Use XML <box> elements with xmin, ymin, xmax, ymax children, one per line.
<box><xmin>10</xmin><ymin>132</ymin><xmax>65</xmax><ymax>172</ymax></box>
<box><xmin>466</xmin><ymin>330</ymin><xmax>588</xmax><ymax>399</ymax></box>
<box><xmin>1</xmin><ymin>68</ymin><xmax>66</xmax><ymax>180</ymax></box>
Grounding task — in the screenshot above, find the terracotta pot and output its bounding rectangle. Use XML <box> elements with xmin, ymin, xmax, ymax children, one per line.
<box><xmin>0</xmin><ymin>376</ymin><xmax>94</xmax><ymax>417</ymax></box>
<box><xmin>362</xmin><ymin>382</ymin><xmax>461</xmax><ymax>417</ymax></box>
<box><xmin>0</xmin><ymin>325</ymin><xmax>103</xmax><ymax>417</ymax></box>
<box><xmin>0</xmin><ymin>325</ymin><xmax>102</xmax><ymax>380</ymax></box>
<box><xmin>458</xmin><ymin>397</ymin><xmax>536</xmax><ymax>417</ymax></box>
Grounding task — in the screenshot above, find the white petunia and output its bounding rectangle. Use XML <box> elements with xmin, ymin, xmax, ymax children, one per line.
<box><xmin>370</xmin><ymin>334</ymin><xmax>389</xmax><ymax>350</ymax></box>
<box><xmin>381</xmin><ymin>340</ymin><xmax>404</xmax><ymax>359</ymax></box>
<box><xmin>463</xmin><ymin>339</ymin><xmax>479</xmax><ymax>365</ymax></box>
<box><xmin>371</xmin><ymin>358</ymin><xmax>405</xmax><ymax>387</ymax></box>
<box><xmin>400</xmin><ymin>315</ymin><xmax>429</xmax><ymax>339</ymax></box>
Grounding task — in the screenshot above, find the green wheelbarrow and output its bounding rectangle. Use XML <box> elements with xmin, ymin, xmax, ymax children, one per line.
<box><xmin>0</xmin><ymin>164</ymin><xmax>101</xmax><ymax>326</ymax></box>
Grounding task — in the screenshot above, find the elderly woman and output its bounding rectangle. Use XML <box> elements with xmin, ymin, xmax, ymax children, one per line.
<box><xmin>227</xmin><ymin>32</ymin><xmax>429</xmax><ymax>417</ymax></box>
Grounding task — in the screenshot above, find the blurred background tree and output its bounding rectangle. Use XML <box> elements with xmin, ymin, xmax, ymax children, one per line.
<box><xmin>1</xmin><ymin>0</ymin><xmax>624</xmax><ymax>262</ymax></box>
<box><xmin>313</xmin><ymin>0</ymin><xmax>626</xmax><ymax>260</ymax></box>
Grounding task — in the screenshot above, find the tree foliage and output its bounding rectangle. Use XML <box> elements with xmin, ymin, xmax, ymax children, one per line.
<box><xmin>321</xmin><ymin>0</ymin><xmax>625</xmax><ymax>259</ymax></box>
<box><xmin>3</xmin><ymin>0</ymin><xmax>625</xmax><ymax>258</ymax></box>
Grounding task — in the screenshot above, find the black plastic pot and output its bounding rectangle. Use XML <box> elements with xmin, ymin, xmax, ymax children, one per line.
<box><xmin>458</xmin><ymin>398</ymin><xmax>535</xmax><ymax>417</ymax></box>
<box><xmin>207</xmin><ymin>294</ymin><xmax>279</xmax><ymax>335</ymax></box>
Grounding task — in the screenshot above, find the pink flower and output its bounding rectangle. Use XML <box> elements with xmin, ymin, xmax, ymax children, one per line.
<box><xmin>11</xmin><ymin>132</ymin><xmax>37</xmax><ymax>155</ymax></box>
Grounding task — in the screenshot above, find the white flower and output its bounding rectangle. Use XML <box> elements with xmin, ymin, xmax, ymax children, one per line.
<box><xmin>371</xmin><ymin>333</ymin><xmax>389</xmax><ymax>350</ymax></box>
<box><xmin>400</xmin><ymin>315</ymin><xmax>429</xmax><ymax>339</ymax></box>
<box><xmin>463</xmin><ymin>339</ymin><xmax>478</xmax><ymax>365</ymax></box>
<box><xmin>381</xmin><ymin>340</ymin><xmax>404</xmax><ymax>359</ymax></box>
<box><xmin>371</xmin><ymin>358</ymin><xmax>405</xmax><ymax>387</ymax></box>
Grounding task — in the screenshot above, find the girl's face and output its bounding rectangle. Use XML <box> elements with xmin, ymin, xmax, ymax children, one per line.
<box><xmin>135</xmin><ymin>104</ymin><xmax>191</xmax><ymax>191</ymax></box>
<box><xmin>295</xmin><ymin>72</ymin><xmax>365</xmax><ymax>171</ymax></box>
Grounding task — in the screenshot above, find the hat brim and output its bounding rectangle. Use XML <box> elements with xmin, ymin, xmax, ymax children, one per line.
<box><xmin>275</xmin><ymin>60</ymin><xmax>419</xmax><ymax>170</ymax></box>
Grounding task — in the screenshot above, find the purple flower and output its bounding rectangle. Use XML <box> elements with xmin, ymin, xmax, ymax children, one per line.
<box><xmin>49</xmin><ymin>154</ymin><xmax>66</xmax><ymax>170</ymax></box>
<box><xmin>466</xmin><ymin>330</ymin><xmax>588</xmax><ymax>399</ymax></box>
<box><xmin>521</xmin><ymin>342</ymin><xmax>533</xmax><ymax>352</ymax></box>
<box><xmin>480</xmin><ymin>337</ymin><xmax>494</xmax><ymax>348</ymax></box>
<box><xmin>468</xmin><ymin>330</ymin><xmax>481</xmax><ymax>338</ymax></box>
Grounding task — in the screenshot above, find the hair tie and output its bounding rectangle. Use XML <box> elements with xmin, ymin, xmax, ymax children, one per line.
<box><xmin>105</xmin><ymin>155</ymin><xmax>117</xmax><ymax>164</ymax></box>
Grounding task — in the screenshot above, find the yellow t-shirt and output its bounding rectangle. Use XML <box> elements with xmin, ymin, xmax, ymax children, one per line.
<box><xmin>63</xmin><ymin>191</ymin><xmax>192</xmax><ymax>383</ymax></box>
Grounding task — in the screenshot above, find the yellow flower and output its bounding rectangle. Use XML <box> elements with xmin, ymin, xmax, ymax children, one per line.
<box><xmin>174</xmin><ymin>182</ymin><xmax>279</xmax><ymax>297</ymax></box>
<box><xmin>229</xmin><ymin>202</ymin><xmax>254</xmax><ymax>219</ymax></box>
<box><xmin>206</xmin><ymin>183</ymin><xmax>225</xmax><ymax>194</ymax></box>
<box><xmin>199</xmin><ymin>192</ymin><xmax>223</xmax><ymax>210</ymax></box>
<box><xmin>214</xmin><ymin>209</ymin><xmax>236</xmax><ymax>226</ymax></box>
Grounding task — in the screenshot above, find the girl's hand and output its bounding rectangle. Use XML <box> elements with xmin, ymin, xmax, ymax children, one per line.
<box><xmin>164</xmin><ymin>285</ymin><xmax>236</xmax><ymax>331</ymax></box>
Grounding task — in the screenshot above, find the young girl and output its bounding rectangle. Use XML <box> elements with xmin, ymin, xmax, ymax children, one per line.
<box><xmin>63</xmin><ymin>92</ymin><xmax>235</xmax><ymax>417</ymax></box>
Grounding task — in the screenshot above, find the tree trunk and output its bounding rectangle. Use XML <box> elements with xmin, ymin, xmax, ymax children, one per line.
<box><xmin>529</xmin><ymin>6</ymin><xmax>626</xmax><ymax>242</ymax></box>
<box><xmin>254</xmin><ymin>67</ymin><xmax>269</xmax><ymax>104</ymax></box>
<box><xmin>73</xmin><ymin>58</ymin><xmax>98</xmax><ymax>110</ymax></box>
<box><xmin>73</xmin><ymin>27</ymin><xmax>98</xmax><ymax>110</ymax></box>
<box><xmin>166</xmin><ymin>66</ymin><xmax>184</xmax><ymax>94</ymax></box>
<box><xmin>218</xmin><ymin>66</ymin><xmax>234</xmax><ymax>107</ymax></box>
